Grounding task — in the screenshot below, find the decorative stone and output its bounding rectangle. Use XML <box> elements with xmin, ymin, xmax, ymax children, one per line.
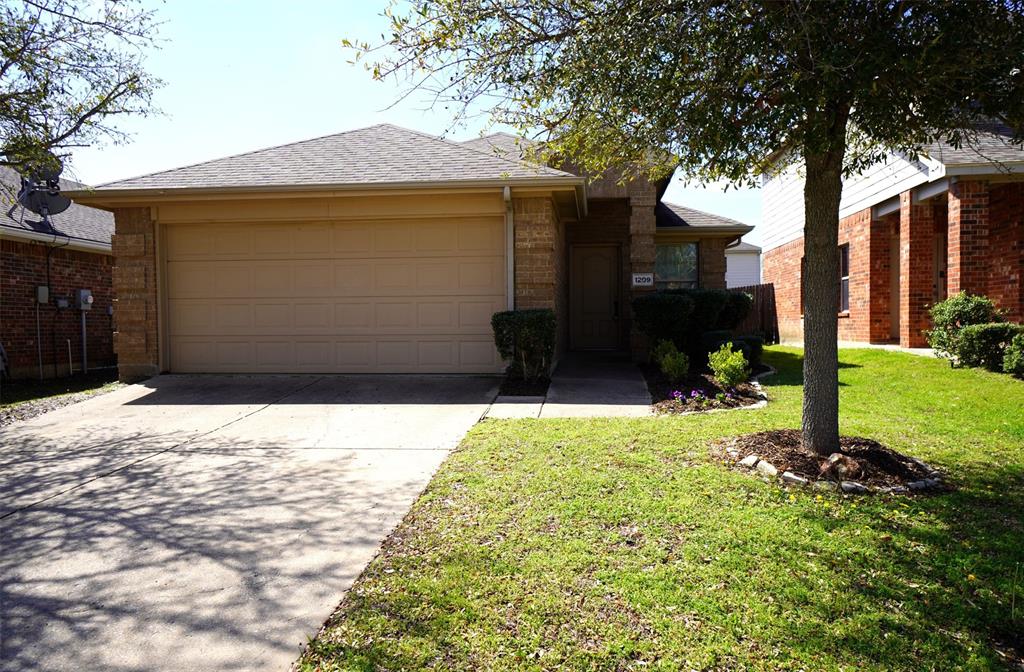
<box><xmin>924</xmin><ymin>478</ymin><xmax>942</xmax><ymax>488</ymax></box>
<box><xmin>738</xmin><ymin>455</ymin><xmax>759</xmax><ymax>468</ymax></box>
<box><xmin>887</xmin><ymin>486</ymin><xmax>909</xmax><ymax>495</ymax></box>
<box><xmin>907</xmin><ymin>480</ymin><xmax>928</xmax><ymax>490</ymax></box>
<box><xmin>840</xmin><ymin>480</ymin><xmax>869</xmax><ymax>494</ymax></box>
<box><xmin>755</xmin><ymin>460</ymin><xmax>778</xmax><ymax>477</ymax></box>
<box><xmin>782</xmin><ymin>471</ymin><xmax>809</xmax><ymax>486</ymax></box>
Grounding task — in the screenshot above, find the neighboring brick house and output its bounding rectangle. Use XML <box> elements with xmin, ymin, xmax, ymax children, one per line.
<box><xmin>68</xmin><ymin>124</ymin><xmax>750</xmax><ymax>381</ymax></box>
<box><xmin>1</xmin><ymin>168</ymin><xmax>115</xmax><ymax>379</ymax></box>
<box><xmin>761</xmin><ymin>124</ymin><xmax>1024</xmax><ymax>347</ymax></box>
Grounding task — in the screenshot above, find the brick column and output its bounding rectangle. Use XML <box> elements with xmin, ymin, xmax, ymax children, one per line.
<box><xmin>947</xmin><ymin>179</ymin><xmax>989</xmax><ymax>296</ymax></box>
<box><xmin>111</xmin><ymin>207</ymin><xmax>160</xmax><ymax>382</ymax></box>
<box><xmin>898</xmin><ymin>192</ymin><xmax>935</xmax><ymax>347</ymax></box>
<box><xmin>627</xmin><ymin>188</ymin><xmax>656</xmax><ymax>356</ymax></box>
<box><xmin>699</xmin><ymin>238</ymin><xmax>728</xmax><ymax>289</ymax></box>
<box><xmin>513</xmin><ymin>197</ymin><xmax>558</xmax><ymax>310</ymax></box>
<box><xmin>867</xmin><ymin>215</ymin><xmax>896</xmax><ymax>342</ymax></box>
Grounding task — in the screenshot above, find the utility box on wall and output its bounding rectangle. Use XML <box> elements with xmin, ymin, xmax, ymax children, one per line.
<box><xmin>75</xmin><ymin>289</ymin><xmax>94</xmax><ymax>311</ymax></box>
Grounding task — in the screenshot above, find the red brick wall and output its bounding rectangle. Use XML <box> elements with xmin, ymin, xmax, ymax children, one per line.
<box><xmin>1</xmin><ymin>238</ymin><xmax>115</xmax><ymax>379</ymax></box>
<box><xmin>699</xmin><ymin>238</ymin><xmax>728</xmax><ymax>289</ymax></box>
<box><xmin>948</xmin><ymin>179</ymin><xmax>990</xmax><ymax>298</ymax></box>
<box><xmin>762</xmin><ymin>237</ymin><xmax>805</xmax><ymax>341</ymax></box>
<box><xmin>514</xmin><ymin>196</ymin><xmax>568</xmax><ymax>355</ymax></box>
<box><xmin>763</xmin><ymin>207</ymin><xmax>898</xmax><ymax>344</ymax></box>
<box><xmin>987</xmin><ymin>182</ymin><xmax>1024</xmax><ymax>322</ymax></box>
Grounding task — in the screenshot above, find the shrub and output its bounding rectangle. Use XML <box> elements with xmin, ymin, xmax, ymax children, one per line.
<box><xmin>719</xmin><ymin>291</ymin><xmax>754</xmax><ymax>330</ymax></box>
<box><xmin>736</xmin><ymin>335</ymin><xmax>764</xmax><ymax>368</ymax></box>
<box><xmin>491</xmin><ymin>309</ymin><xmax>556</xmax><ymax>381</ymax></box>
<box><xmin>633</xmin><ymin>289</ymin><xmax>753</xmax><ymax>358</ymax></box>
<box><xmin>632</xmin><ymin>293</ymin><xmax>695</xmax><ymax>347</ymax></box>
<box><xmin>651</xmin><ymin>339</ymin><xmax>678</xmax><ymax>364</ymax></box>
<box><xmin>955</xmin><ymin>322</ymin><xmax>1024</xmax><ymax>371</ymax></box>
<box><xmin>660</xmin><ymin>351</ymin><xmax>690</xmax><ymax>383</ymax></box>
<box><xmin>1003</xmin><ymin>333</ymin><xmax>1024</xmax><ymax>378</ymax></box>
<box><xmin>927</xmin><ymin>292</ymin><xmax>1002</xmax><ymax>363</ymax></box>
<box><xmin>708</xmin><ymin>342</ymin><xmax>750</xmax><ymax>388</ymax></box>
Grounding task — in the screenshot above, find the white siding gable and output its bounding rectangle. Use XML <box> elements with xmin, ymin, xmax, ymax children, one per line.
<box><xmin>725</xmin><ymin>251</ymin><xmax>761</xmax><ymax>288</ymax></box>
<box><xmin>761</xmin><ymin>151</ymin><xmax>945</xmax><ymax>252</ymax></box>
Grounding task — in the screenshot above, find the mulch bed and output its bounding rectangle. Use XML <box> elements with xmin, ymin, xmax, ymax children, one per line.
<box><xmin>712</xmin><ymin>429</ymin><xmax>944</xmax><ymax>491</ymax></box>
<box><xmin>641</xmin><ymin>363</ymin><xmax>767</xmax><ymax>414</ymax></box>
<box><xmin>498</xmin><ymin>376</ymin><xmax>551</xmax><ymax>397</ymax></box>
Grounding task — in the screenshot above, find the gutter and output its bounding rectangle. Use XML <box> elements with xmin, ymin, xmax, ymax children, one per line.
<box><xmin>63</xmin><ymin>175</ymin><xmax>588</xmax><ymax>206</ymax></box>
<box><xmin>0</xmin><ymin>225</ymin><xmax>111</xmax><ymax>254</ymax></box>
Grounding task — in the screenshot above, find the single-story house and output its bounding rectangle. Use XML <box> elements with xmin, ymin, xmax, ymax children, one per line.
<box><xmin>68</xmin><ymin>124</ymin><xmax>751</xmax><ymax>381</ymax></box>
<box><xmin>1</xmin><ymin>167</ymin><xmax>116</xmax><ymax>379</ymax></box>
<box><xmin>725</xmin><ymin>240</ymin><xmax>762</xmax><ymax>288</ymax></box>
<box><xmin>761</xmin><ymin>123</ymin><xmax>1024</xmax><ymax>346</ymax></box>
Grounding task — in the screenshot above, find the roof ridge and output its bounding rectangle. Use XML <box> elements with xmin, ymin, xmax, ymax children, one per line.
<box><xmin>96</xmin><ymin>124</ymin><xmax>395</xmax><ymax>188</ymax></box>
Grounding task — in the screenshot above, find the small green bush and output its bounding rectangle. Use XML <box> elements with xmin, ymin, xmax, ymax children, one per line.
<box><xmin>956</xmin><ymin>322</ymin><xmax>1024</xmax><ymax>371</ymax></box>
<box><xmin>708</xmin><ymin>342</ymin><xmax>750</xmax><ymax>389</ymax></box>
<box><xmin>701</xmin><ymin>331</ymin><xmax>763</xmax><ymax>368</ymax></box>
<box><xmin>651</xmin><ymin>339</ymin><xmax>678</xmax><ymax>364</ymax></box>
<box><xmin>927</xmin><ymin>292</ymin><xmax>1002</xmax><ymax>363</ymax></box>
<box><xmin>491</xmin><ymin>309</ymin><xmax>556</xmax><ymax>382</ymax></box>
<box><xmin>660</xmin><ymin>351</ymin><xmax>690</xmax><ymax>383</ymax></box>
<box><xmin>632</xmin><ymin>293</ymin><xmax>695</xmax><ymax>347</ymax></box>
<box><xmin>1003</xmin><ymin>333</ymin><xmax>1024</xmax><ymax>378</ymax></box>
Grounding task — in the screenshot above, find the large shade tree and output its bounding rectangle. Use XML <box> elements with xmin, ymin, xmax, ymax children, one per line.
<box><xmin>0</xmin><ymin>0</ymin><xmax>160</xmax><ymax>176</ymax></box>
<box><xmin>356</xmin><ymin>0</ymin><xmax>1024</xmax><ymax>455</ymax></box>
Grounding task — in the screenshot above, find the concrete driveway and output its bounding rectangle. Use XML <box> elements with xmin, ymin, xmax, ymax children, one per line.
<box><xmin>0</xmin><ymin>374</ymin><xmax>498</xmax><ymax>672</ymax></box>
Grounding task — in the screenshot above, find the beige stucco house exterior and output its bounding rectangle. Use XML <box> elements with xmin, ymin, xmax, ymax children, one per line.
<box><xmin>69</xmin><ymin>124</ymin><xmax>750</xmax><ymax>381</ymax></box>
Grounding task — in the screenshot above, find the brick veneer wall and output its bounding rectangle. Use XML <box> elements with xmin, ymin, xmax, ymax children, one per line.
<box><xmin>699</xmin><ymin>238</ymin><xmax>728</xmax><ymax>289</ymax></box>
<box><xmin>1</xmin><ymin>238</ymin><xmax>115</xmax><ymax>379</ymax></box>
<box><xmin>513</xmin><ymin>196</ymin><xmax>568</xmax><ymax>355</ymax></box>
<box><xmin>763</xmin><ymin>206</ymin><xmax>899</xmax><ymax>344</ymax></box>
<box><xmin>111</xmin><ymin>207</ymin><xmax>160</xmax><ymax>382</ymax></box>
<box><xmin>987</xmin><ymin>182</ymin><xmax>1024</xmax><ymax>321</ymax></box>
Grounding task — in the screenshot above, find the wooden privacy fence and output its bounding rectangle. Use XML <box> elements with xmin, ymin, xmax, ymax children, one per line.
<box><xmin>730</xmin><ymin>283</ymin><xmax>780</xmax><ymax>345</ymax></box>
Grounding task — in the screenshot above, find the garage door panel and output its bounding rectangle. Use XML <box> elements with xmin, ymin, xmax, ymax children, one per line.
<box><xmin>169</xmin><ymin>336</ymin><xmax>502</xmax><ymax>373</ymax></box>
<box><xmin>165</xmin><ymin>216</ymin><xmax>506</xmax><ymax>373</ymax></box>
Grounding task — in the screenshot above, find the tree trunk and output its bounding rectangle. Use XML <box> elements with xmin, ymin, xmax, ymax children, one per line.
<box><xmin>801</xmin><ymin>149</ymin><xmax>845</xmax><ymax>456</ymax></box>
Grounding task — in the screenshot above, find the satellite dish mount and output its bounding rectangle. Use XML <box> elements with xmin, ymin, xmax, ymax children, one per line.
<box><xmin>16</xmin><ymin>157</ymin><xmax>72</xmax><ymax>231</ymax></box>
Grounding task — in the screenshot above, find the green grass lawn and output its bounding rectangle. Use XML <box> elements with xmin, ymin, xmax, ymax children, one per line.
<box><xmin>300</xmin><ymin>347</ymin><xmax>1024</xmax><ymax>671</ymax></box>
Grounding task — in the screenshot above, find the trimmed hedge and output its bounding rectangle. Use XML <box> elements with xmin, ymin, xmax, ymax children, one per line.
<box><xmin>633</xmin><ymin>288</ymin><xmax>753</xmax><ymax>356</ymax></box>
<box><xmin>955</xmin><ymin>322</ymin><xmax>1024</xmax><ymax>371</ymax></box>
<box><xmin>491</xmin><ymin>309</ymin><xmax>556</xmax><ymax>382</ymax></box>
<box><xmin>1003</xmin><ymin>333</ymin><xmax>1024</xmax><ymax>378</ymax></box>
<box><xmin>927</xmin><ymin>292</ymin><xmax>1002</xmax><ymax>364</ymax></box>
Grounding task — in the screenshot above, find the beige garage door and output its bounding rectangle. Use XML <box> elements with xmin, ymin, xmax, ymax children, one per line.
<box><xmin>164</xmin><ymin>217</ymin><xmax>506</xmax><ymax>373</ymax></box>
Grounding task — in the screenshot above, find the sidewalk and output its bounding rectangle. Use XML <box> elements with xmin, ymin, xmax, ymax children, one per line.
<box><xmin>782</xmin><ymin>340</ymin><xmax>938</xmax><ymax>358</ymax></box>
<box><xmin>487</xmin><ymin>352</ymin><xmax>651</xmax><ymax>419</ymax></box>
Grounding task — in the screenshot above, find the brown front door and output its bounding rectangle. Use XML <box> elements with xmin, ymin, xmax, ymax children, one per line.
<box><xmin>570</xmin><ymin>245</ymin><xmax>619</xmax><ymax>350</ymax></box>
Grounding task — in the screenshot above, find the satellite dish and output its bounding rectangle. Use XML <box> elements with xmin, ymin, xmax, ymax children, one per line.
<box><xmin>17</xmin><ymin>157</ymin><xmax>71</xmax><ymax>217</ymax></box>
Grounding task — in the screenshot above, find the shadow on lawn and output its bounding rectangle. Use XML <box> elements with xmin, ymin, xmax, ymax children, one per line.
<box><xmin>761</xmin><ymin>348</ymin><xmax>861</xmax><ymax>388</ymax></box>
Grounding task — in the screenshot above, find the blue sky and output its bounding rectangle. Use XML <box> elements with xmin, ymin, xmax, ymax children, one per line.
<box><xmin>68</xmin><ymin>1</ymin><xmax>764</xmax><ymax>245</ymax></box>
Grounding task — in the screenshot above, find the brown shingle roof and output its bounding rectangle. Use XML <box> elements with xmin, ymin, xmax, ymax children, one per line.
<box><xmin>656</xmin><ymin>202</ymin><xmax>752</xmax><ymax>231</ymax></box>
<box><xmin>926</xmin><ymin>122</ymin><xmax>1024</xmax><ymax>166</ymax></box>
<box><xmin>94</xmin><ymin>124</ymin><xmax>578</xmax><ymax>192</ymax></box>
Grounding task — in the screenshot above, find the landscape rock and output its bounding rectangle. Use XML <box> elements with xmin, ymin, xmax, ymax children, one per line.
<box><xmin>840</xmin><ymin>480</ymin><xmax>869</xmax><ymax>494</ymax></box>
<box><xmin>782</xmin><ymin>471</ymin><xmax>809</xmax><ymax>486</ymax></box>
<box><xmin>738</xmin><ymin>455</ymin><xmax>759</xmax><ymax>468</ymax></box>
<box><xmin>755</xmin><ymin>460</ymin><xmax>778</xmax><ymax>477</ymax></box>
<box><xmin>907</xmin><ymin>480</ymin><xmax>928</xmax><ymax>490</ymax></box>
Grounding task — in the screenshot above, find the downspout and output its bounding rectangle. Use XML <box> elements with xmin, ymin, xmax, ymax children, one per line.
<box><xmin>504</xmin><ymin>186</ymin><xmax>514</xmax><ymax>310</ymax></box>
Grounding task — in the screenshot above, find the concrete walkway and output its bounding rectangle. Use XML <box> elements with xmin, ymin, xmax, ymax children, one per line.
<box><xmin>0</xmin><ymin>374</ymin><xmax>497</xmax><ymax>672</ymax></box>
<box><xmin>782</xmin><ymin>340</ymin><xmax>938</xmax><ymax>358</ymax></box>
<box><xmin>538</xmin><ymin>352</ymin><xmax>651</xmax><ymax>418</ymax></box>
